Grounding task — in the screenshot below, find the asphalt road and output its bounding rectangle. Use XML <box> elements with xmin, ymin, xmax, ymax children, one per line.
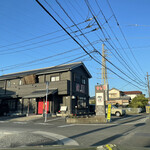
<box><xmin>0</xmin><ymin>113</ymin><xmax>150</xmax><ymax>149</ymax></box>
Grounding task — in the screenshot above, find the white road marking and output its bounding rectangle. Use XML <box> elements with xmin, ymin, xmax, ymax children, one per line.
<box><xmin>0</xmin><ymin>121</ymin><xmax>9</xmax><ymax>123</ymax></box>
<box><xmin>58</xmin><ymin>124</ymin><xmax>75</xmax><ymax>128</ymax></box>
<box><xmin>34</xmin><ymin>123</ymin><xmax>53</xmax><ymax>125</ymax></box>
<box><xmin>33</xmin><ymin>131</ymin><xmax>79</xmax><ymax>146</ymax></box>
<box><xmin>74</xmin><ymin>123</ymin><xmax>117</xmax><ymax>126</ymax></box>
<box><xmin>47</xmin><ymin>117</ymin><xmax>63</xmax><ymax>122</ymax></box>
<box><xmin>13</xmin><ymin>122</ymin><xmax>27</xmax><ymax>124</ymax></box>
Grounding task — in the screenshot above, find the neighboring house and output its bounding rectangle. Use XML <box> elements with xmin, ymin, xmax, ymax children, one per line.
<box><xmin>108</xmin><ymin>88</ymin><xmax>130</xmax><ymax>106</ymax></box>
<box><xmin>123</xmin><ymin>91</ymin><xmax>142</xmax><ymax>100</ymax></box>
<box><xmin>90</xmin><ymin>88</ymin><xmax>143</xmax><ymax>107</ymax></box>
<box><xmin>0</xmin><ymin>62</ymin><xmax>92</xmax><ymax>115</ymax></box>
<box><xmin>109</xmin><ymin>88</ymin><xmax>124</xmax><ymax>98</ymax></box>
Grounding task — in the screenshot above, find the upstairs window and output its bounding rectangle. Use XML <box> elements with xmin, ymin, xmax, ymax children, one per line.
<box><xmin>81</xmin><ymin>78</ymin><xmax>86</xmax><ymax>84</ymax></box>
<box><xmin>19</xmin><ymin>79</ymin><xmax>22</xmax><ymax>85</ymax></box>
<box><xmin>51</xmin><ymin>76</ymin><xmax>60</xmax><ymax>82</ymax></box>
<box><xmin>76</xmin><ymin>83</ymin><xmax>80</xmax><ymax>92</ymax></box>
<box><xmin>80</xmin><ymin>84</ymin><xmax>85</xmax><ymax>93</ymax></box>
<box><xmin>0</xmin><ymin>81</ymin><xmax>4</xmax><ymax>88</ymax></box>
<box><xmin>7</xmin><ymin>80</ymin><xmax>11</xmax><ymax>87</ymax></box>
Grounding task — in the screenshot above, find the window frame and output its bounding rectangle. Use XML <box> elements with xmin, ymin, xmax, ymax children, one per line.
<box><xmin>50</xmin><ymin>76</ymin><xmax>60</xmax><ymax>82</ymax></box>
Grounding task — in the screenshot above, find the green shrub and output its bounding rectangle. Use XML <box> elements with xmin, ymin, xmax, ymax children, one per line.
<box><xmin>129</xmin><ymin>95</ymin><xmax>148</xmax><ymax>108</ymax></box>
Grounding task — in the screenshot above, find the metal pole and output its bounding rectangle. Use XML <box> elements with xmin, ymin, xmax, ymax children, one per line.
<box><xmin>147</xmin><ymin>72</ymin><xmax>150</xmax><ymax>101</ymax></box>
<box><xmin>45</xmin><ymin>81</ymin><xmax>49</xmax><ymax>122</ymax></box>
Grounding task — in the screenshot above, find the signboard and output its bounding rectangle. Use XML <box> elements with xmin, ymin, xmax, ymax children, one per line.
<box><xmin>95</xmin><ymin>84</ymin><xmax>109</xmax><ymax>101</ymax></box>
<box><xmin>107</xmin><ymin>104</ymin><xmax>112</xmax><ymax>122</ymax></box>
<box><xmin>96</xmin><ymin>93</ymin><xmax>104</xmax><ymax>106</ymax></box>
<box><xmin>60</xmin><ymin>106</ymin><xmax>67</xmax><ymax>112</ymax></box>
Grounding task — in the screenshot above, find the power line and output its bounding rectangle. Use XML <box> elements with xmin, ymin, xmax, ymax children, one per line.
<box><xmin>0</xmin><ymin>19</ymin><xmax>91</xmax><ymax>49</ymax></box>
<box><xmin>94</xmin><ymin>0</ymin><xmax>146</xmax><ymax>86</ymax></box>
<box><xmin>0</xmin><ymin>23</ymin><xmax>98</xmax><ymax>53</ymax></box>
<box><xmin>106</xmin><ymin>0</ymin><xmax>145</xmax><ymax>76</ymax></box>
<box><xmin>50</xmin><ymin>0</ymin><xmax>146</xmax><ymax>88</ymax></box>
<box><xmin>35</xmin><ymin>0</ymin><xmax>146</xmax><ymax>91</ymax></box>
<box><xmin>59</xmin><ymin>0</ymin><xmax>146</xmax><ymax>87</ymax></box>
<box><xmin>85</xmin><ymin>0</ymin><xmax>146</xmax><ymax>86</ymax></box>
<box><xmin>0</xmin><ymin>28</ymin><xmax>100</xmax><ymax>55</ymax></box>
<box><xmin>0</xmin><ymin>40</ymin><xmax>101</xmax><ymax>71</ymax></box>
<box><xmin>84</xmin><ymin>0</ymin><xmax>146</xmax><ymax>87</ymax></box>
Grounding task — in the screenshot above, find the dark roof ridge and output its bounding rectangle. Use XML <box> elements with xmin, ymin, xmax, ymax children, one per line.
<box><xmin>0</xmin><ymin>61</ymin><xmax>92</xmax><ymax>80</ymax></box>
<box><xmin>2</xmin><ymin>61</ymin><xmax>82</xmax><ymax>76</ymax></box>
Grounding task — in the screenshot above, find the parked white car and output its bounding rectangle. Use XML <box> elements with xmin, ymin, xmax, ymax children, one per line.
<box><xmin>106</xmin><ymin>105</ymin><xmax>126</xmax><ymax>117</ymax></box>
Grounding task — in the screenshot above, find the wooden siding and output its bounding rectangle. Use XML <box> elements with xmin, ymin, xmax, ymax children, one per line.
<box><xmin>5</xmin><ymin>80</ymin><xmax>70</xmax><ymax>97</ymax></box>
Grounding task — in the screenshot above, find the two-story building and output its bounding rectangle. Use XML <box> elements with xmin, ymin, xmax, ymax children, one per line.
<box><xmin>0</xmin><ymin>62</ymin><xmax>92</xmax><ymax>116</ymax></box>
<box><xmin>108</xmin><ymin>88</ymin><xmax>131</xmax><ymax>106</ymax></box>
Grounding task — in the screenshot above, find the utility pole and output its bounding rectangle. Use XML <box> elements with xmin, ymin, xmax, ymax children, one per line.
<box><xmin>147</xmin><ymin>72</ymin><xmax>150</xmax><ymax>101</ymax></box>
<box><xmin>101</xmin><ymin>44</ymin><xmax>108</xmax><ymax>85</ymax></box>
<box><xmin>101</xmin><ymin>44</ymin><xmax>109</xmax><ymax>102</ymax></box>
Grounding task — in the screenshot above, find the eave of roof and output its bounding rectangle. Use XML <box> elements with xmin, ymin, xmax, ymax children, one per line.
<box><xmin>109</xmin><ymin>88</ymin><xmax>123</xmax><ymax>92</ymax></box>
<box><xmin>0</xmin><ymin>62</ymin><xmax>92</xmax><ymax>80</ymax></box>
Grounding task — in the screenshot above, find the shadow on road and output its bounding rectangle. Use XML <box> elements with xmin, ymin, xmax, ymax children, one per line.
<box><xmin>66</xmin><ymin>116</ymin><xmax>147</xmax><ymax>146</ymax></box>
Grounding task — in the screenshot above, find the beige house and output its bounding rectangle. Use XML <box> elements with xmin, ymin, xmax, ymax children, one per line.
<box><xmin>109</xmin><ymin>88</ymin><xmax>124</xmax><ymax>98</ymax></box>
<box><xmin>90</xmin><ymin>88</ymin><xmax>143</xmax><ymax>106</ymax></box>
<box><xmin>108</xmin><ymin>88</ymin><xmax>130</xmax><ymax>106</ymax></box>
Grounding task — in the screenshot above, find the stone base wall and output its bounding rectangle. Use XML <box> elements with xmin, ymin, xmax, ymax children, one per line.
<box><xmin>66</xmin><ymin>116</ymin><xmax>107</xmax><ymax>124</ymax></box>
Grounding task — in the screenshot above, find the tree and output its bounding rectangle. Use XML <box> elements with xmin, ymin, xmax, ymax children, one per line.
<box><xmin>129</xmin><ymin>95</ymin><xmax>148</xmax><ymax>108</ymax></box>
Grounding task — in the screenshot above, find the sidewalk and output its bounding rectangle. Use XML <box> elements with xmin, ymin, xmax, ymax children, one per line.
<box><xmin>0</xmin><ymin>114</ymin><xmax>43</xmax><ymax>122</ymax></box>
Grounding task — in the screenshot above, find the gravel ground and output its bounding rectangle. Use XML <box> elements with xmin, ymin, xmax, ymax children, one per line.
<box><xmin>0</xmin><ymin>132</ymin><xmax>57</xmax><ymax>148</ymax></box>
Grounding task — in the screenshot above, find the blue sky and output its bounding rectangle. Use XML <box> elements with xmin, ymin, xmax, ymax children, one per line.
<box><xmin>0</xmin><ymin>0</ymin><xmax>150</xmax><ymax>97</ymax></box>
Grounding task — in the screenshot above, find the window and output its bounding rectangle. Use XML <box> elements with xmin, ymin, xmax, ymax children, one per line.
<box><xmin>76</xmin><ymin>83</ymin><xmax>80</xmax><ymax>92</ymax></box>
<box><xmin>51</xmin><ymin>76</ymin><xmax>60</xmax><ymax>82</ymax></box>
<box><xmin>78</xmin><ymin>97</ymin><xmax>86</xmax><ymax>108</ymax></box>
<box><xmin>19</xmin><ymin>79</ymin><xmax>22</xmax><ymax>85</ymax></box>
<box><xmin>0</xmin><ymin>81</ymin><xmax>4</xmax><ymax>88</ymax></box>
<box><xmin>7</xmin><ymin>100</ymin><xmax>16</xmax><ymax>110</ymax></box>
<box><xmin>7</xmin><ymin>80</ymin><xmax>11</xmax><ymax>87</ymax></box>
<box><xmin>81</xmin><ymin>78</ymin><xmax>86</xmax><ymax>84</ymax></box>
<box><xmin>80</xmin><ymin>84</ymin><xmax>85</xmax><ymax>93</ymax></box>
<box><xmin>56</xmin><ymin>76</ymin><xmax>59</xmax><ymax>81</ymax></box>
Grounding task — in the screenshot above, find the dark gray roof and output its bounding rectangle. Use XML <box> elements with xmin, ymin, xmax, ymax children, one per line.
<box><xmin>23</xmin><ymin>89</ymin><xmax>58</xmax><ymax>98</ymax></box>
<box><xmin>0</xmin><ymin>62</ymin><xmax>92</xmax><ymax>80</ymax></box>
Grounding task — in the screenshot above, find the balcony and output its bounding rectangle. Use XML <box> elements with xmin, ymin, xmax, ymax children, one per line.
<box><xmin>6</xmin><ymin>80</ymin><xmax>70</xmax><ymax>97</ymax></box>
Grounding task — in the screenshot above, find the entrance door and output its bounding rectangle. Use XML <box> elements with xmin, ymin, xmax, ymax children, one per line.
<box><xmin>38</xmin><ymin>100</ymin><xmax>50</xmax><ymax>114</ymax></box>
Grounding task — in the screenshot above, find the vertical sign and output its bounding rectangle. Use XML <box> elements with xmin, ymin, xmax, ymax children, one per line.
<box><xmin>107</xmin><ymin>104</ymin><xmax>112</xmax><ymax>122</ymax></box>
<box><xmin>95</xmin><ymin>85</ymin><xmax>106</xmax><ymax>116</ymax></box>
<box><xmin>96</xmin><ymin>93</ymin><xmax>104</xmax><ymax>106</ymax></box>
